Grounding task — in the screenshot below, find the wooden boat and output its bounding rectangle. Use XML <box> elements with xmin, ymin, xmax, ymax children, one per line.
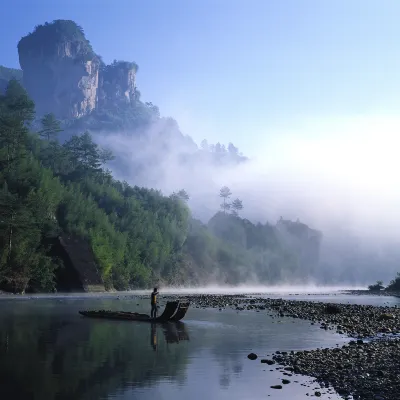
<box><xmin>170</xmin><ymin>301</ymin><xmax>190</xmax><ymax>321</ymax></box>
<box><xmin>79</xmin><ymin>300</ymin><xmax>190</xmax><ymax>323</ymax></box>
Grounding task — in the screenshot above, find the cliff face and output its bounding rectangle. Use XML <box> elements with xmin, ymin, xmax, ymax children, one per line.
<box><xmin>19</xmin><ymin>44</ymin><xmax>100</xmax><ymax>119</ymax></box>
<box><xmin>17</xmin><ymin>20</ymin><xmax>137</xmax><ymax>120</ymax></box>
<box><xmin>98</xmin><ymin>61</ymin><xmax>137</xmax><ymax>108</ymax></box>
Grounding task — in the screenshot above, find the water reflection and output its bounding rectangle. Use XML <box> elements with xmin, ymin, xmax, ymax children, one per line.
<box><xmin>150</xmin><ymin>322</ymin><xmax>189</xmax><ymax>351</ymax></box>
<box><xmin>150</xmin><ymin>323</ymin><xmax>157</xmax><ymax>350</ymax></box>
<box><xmin>0</xmin><ymin>298</ymin><xmax>348</xmax><ymax>400</ymax></box>
<box><xmin>0</xmin><ymin>307</ymin><xmax>190</xmax><ymax>400</ymax></box>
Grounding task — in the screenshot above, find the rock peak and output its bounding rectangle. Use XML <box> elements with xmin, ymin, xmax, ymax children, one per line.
<box><xmin>17</xmin><ymin>19</ymin><xmax>137</xmax><ymax>120</ymax></box>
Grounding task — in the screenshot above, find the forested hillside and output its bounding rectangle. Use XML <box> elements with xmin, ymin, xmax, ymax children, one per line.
<box><xmin>0</xmin><ymin>79</ymin><xmax>319</xmax><ymax>293</ymax></box>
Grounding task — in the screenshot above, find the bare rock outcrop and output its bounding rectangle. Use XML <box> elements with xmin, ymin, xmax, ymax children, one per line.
<box><xmin>98</xmin><ymin>60</ymin><xmax>137</xmax><ymax>108</ymax></box>
<box><xmin>18</xmin><ymin>20</ymin><xmax>101</xmax><ymax>119</ymax></box>
<box><xmin>17</xmin><ymin>19</ymin><xmax>138</xmax><ymax>120</ymax></box>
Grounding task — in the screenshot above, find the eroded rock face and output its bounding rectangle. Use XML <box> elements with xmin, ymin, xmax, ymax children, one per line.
<box><xmin>17</xmin><ymin>20</ymin><xmax>137</xmax><ymax>120</ymax></box>
<box><xmin>98</xmin><ymin>61</ymin><xmax>137</xmax><ymax>108</ymax></box>
<box><xmin>19</xmin><ymin>40</ymin><xmax>100</xmax><ymax>119</ymax></box>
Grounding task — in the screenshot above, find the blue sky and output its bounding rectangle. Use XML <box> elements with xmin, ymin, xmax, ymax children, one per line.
<box><xmin>1</xmin><ymin>0</ymin><xmax>400</xmax><ymax>156</ymax></box>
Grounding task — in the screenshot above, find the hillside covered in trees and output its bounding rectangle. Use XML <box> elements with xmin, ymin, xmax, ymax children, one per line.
<box><xmin>0</xmin><ymin>79</ymin><xmax>322</xmax><ymax>293</ymax></box>
<box><xmin>0</xmin><ymin>19</ymin><xmax>324</xmax><ymax>293</ymax></box>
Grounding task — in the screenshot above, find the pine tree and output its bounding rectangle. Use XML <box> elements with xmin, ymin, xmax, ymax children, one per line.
<box><xmin>38</xmin><ymin>113</ymin><xmax>62</xmax><ymax>141</ymax></box>
<box><xmin>231</xmin><ymin>198</ymin><xmax>243</xmax><ymax>216</ymax></box>
<box><xmin>0</xmin><ymin>79</ymin><xmax>34</xmax><ymax>173</ymax></box>
<box><xmin>219</xmin><ymin>186</ymin><xmax>232</xmax><ymax>214</ymax></box>
<box><xmin>172</xmin><ymin>189</ymin><xmax>189</xmax><ymax>202</ymax></box>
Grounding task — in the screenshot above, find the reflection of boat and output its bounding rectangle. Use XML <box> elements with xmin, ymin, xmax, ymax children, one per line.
<box><xmin>150</xmin><ymin>321</ymin><xmax>190</xmax><ymax>350</ymax></box>
<box><xmin>162</xmin><ymin>321</ymin><xmax>190</xmax><ymax>344</ymax></box>
<box><xmin>79</xmin><ymin>300</ymin><xmax>190</xmax><ymax>323</ymax></box>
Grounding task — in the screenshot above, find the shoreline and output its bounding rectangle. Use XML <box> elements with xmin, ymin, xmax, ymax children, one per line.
<box><xmin>2</xmin><ymin>291</ymin><xmax>400</xmax><ymax>398</ymax></box>
<box><xmin>1</xmin><ymin>288</ymin><xmax>399</xmax><ymax>297</ymax></box>
<box><xmin>172</xmin><ymin>294</ymin><xmax>400</xmax><ymax>400</ymax></box>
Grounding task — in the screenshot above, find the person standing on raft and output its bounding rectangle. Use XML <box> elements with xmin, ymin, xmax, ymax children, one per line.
<box><xmin>151</xmin><ymin>287</ymin><xmax>159</xmax><ymax>319</ymax></box>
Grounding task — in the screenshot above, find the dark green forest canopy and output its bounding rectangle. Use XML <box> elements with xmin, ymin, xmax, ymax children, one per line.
<box><xmin>0</xmin><ymin>77</ymin><xmax>318</xmax><ymax>293</ymax></box>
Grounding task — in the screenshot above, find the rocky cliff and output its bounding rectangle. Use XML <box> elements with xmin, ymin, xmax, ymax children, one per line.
<box><xmin>17</xmin><ymin>20</ymin><xmax>137</xmax><ymax>120</ymax></box>
<box><xmin>98</xmin><ymin>60</ymin><xmax>137</xmax><ymax>108</ymax></box>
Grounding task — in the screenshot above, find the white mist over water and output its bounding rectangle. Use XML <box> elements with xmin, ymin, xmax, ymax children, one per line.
<box><xmin>129</xmin><ymin>284</ymin><xmax>365</xmax><ymax>295</ymax></box>
<box><xmin>0</xmin><ymin>285</ymin><xmax>364</xmax><ymax>300</ymax></box>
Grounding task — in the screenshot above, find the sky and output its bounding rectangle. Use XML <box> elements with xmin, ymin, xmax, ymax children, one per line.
<box><xmin>2</xmin><ymin>0</ymin><xmax>400</xmax><ymax>280</ymax></box>
<box><xmin>2</xmin><ymin>0</ymin><xmax>400</xmax><ymax>157</ymax></box>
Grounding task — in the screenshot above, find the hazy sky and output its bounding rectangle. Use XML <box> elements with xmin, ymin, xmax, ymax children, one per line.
<box><xmin>2</xmin><ymin>0</ymin><xmax>400</xmax><ymax>157</ymax></box>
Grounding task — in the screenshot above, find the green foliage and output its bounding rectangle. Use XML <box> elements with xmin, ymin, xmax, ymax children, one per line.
<box><xmin>0</xmin><ymin>79</ymin><xmax>318</xmax><ymax>292</ymax></box>
<box><xmin>368</xmin><ymin>280</ymin><xmax>384</xmax><ymax>292</ymax></box>
<box><xmin>104</xmin><ymin>59</ymin><xmax>139</xmax><ymax>73</ymax></box>
<box><xmin>38</xmin><ymin>113</ymin><xmax>62</xmax><ymax>141</ymax></box>
<box><xmin>204</xmin><ymin>212</ymin><xmax>303</xmax><ymax>284</ymax></box>
<box><xmin>386</xmin><ymin>273</ymin><xmax>400</xmax><ymax>292</ymax></box>
<box><xmin>0</xmin><ymin>65</ymin><xmax>23</xmax><ymax>82</ymax></box>
<box><xmin>171</xmin><ymin>189</ymin><xmax>190</xmax><ymax>202</ymax></box>
<box><xmin>18</xmin><ymin>20</ymin><xmax>96</xmax><ymax>60</ymax></box>
<box><xmin>219</xmin><ymin>186</ymin><xmax>232</xmax><ymax>214</ymax></box>
<box><xmin>231</xmin><ymin>198</ymin><xmax>243</xmax><ymax>216</ymax></box>
<box><xmin>69</xmin><ymin>99</ymin><xmax>160</xmax><ymax>132</ymax></box>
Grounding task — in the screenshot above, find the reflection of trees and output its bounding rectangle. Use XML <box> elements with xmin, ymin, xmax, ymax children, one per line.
<box><xmin>0</xmin><ymin>309</ymin><xmax>191</xmax><ymax>400</ymax></box>
<box><xmin>188</xmin><ymin>318</ymin><xmax>245</xmax><ymax>391</ymax></box>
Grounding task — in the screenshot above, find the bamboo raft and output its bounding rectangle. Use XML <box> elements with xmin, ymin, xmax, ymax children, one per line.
<box><xmin>79</xmin><ymin>300</ymin><xmax>190</xmax><ymax>323</ymax></box>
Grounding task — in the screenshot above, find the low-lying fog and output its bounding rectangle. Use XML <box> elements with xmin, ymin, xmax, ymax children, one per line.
<box><xmin>94</xmin><ymin>114</ymin><xmax>400</xmax><ymax>285</ymax></box>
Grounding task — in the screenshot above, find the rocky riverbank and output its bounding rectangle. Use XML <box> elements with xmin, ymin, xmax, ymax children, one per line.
<box><xmin>158</xmin><ymin>294</ymin><xmax>400</xmax><ymax>399</ymax></box>
<box><xmin>344</xmin><ymin>289</ymin><xmax>400</xmax><ymax>298</ymax></box>
<box><xmin>267</xmin><ymin>339</ymin><xmax>400</xmax><ymax>400</ymax></box>
<box><xmin>161</xmin><ymin>294</ymin><xmax>400</xmax><ymax>338</ymax></box>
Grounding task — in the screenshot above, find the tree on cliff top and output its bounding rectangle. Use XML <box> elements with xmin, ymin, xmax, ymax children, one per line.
<box><xmin>18</xmin><ymin>20</ymin><xmax>96</xmax><ymax>59</ymax></box>
<box><xmin>231</xmin><ymin>198</ymin><xmax>243</xmax><ymax>217</ymax></box>
<box><xmin>219</xmin><ymin>186</ymin><xmax>232</xmax><ymax>214</ymax></box>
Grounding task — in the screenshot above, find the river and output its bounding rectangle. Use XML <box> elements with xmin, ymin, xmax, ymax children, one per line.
<box><xmin>0</xmin><ymin>291</ymin><xmax>398</xmax><ymax>400</ymax></box>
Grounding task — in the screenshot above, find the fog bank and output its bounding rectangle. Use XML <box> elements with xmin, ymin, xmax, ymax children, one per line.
<box><xmin>93</xmin><ymin>114</ymin><xmax>400</xmax><ymax>284</ymax></box>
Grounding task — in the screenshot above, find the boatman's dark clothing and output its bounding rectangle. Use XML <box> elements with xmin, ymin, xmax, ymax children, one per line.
<box><xmin>151</xmin><ymin>291</ymin><xmax>158</xmax><ymax>319</ymax></box>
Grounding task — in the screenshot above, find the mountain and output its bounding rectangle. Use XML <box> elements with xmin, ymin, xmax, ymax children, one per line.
<box><xmin>0</xmin><ymin>19</ymin><xmax>323</xmax><ymax>293</ymax></box>
<box><xmin>17</xmin><ymin>20</ymin><xmax>136</xmax><ymax>120</ymax></box>
<box><xmin>1</xmin><ymin>19</ymin><xmax>247</xmax><ymax>190</ymax></box>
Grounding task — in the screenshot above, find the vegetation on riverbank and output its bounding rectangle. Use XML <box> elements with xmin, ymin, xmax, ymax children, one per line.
<box><xmin>0</xmin><ymin>79</ymin><xmax>317</xmax><ymax>294</ymax></box>
<box><xmin>367</xmin><ymin>273</ymin><xmax>400</xmax><ymax>293</ymax></box>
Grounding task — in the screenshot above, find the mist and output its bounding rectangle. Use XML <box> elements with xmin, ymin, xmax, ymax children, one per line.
<box><xmin>0</xmin><ymin>285</ymin><xmax>365</xmax><ymax>300</ymax></box>
<box><xmin>93</xmin><ymin>113</ymin><xmax>400</xmax><ymax>285</ymax></box>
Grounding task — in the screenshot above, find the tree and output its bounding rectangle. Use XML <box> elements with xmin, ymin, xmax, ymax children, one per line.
<box><xmin>177</xmin><ymin>189</ymin><xmax>189</xmax><ymax>202</ymax></box>
<box><xmin>38</xmin><ymin>113</ymin><xmax>62</xmax><ymax>141</ymax></box>
<box><xmin>0</xmin><ymin>79</ymin><xmax>35</xmax><ymax>173</ymax></box>
<box><xmin>231</xmin><ymin>198</ymin><xmax>243</xmax><ymax>216</ymax></box>
<box><xmin>368</xmin><ymin>280</ymin><xmax>384</xmax><ymax>292</ymax></box>
<box><xmin>200</xmin><ymin>139</ymin><xmax>209</xmax><ymax>151</ymax></box>
<box><xmin>228</xmin><ymin>143</ymin><xmax>238</xmax><ymax>155</ymax></box>
<box><xmin>98</xmin><ymin>148</ymin><xmax>115</xmax><ymax>165</ymax></box>
<box><xmin>170</xmin><ymin>189</ymin><xmax>190</xmax><ymax>204</ymax></box>
<box><xmin>0</xmin><ymin>183</ymin><xmax>19</xmax><ymax>268</ymax></box>
<box><xmin>63</xmin><ymin>131</ymin><xmax>113</xmax><ymax>177</ymax></box>
<box><xmin>386</xmin><ymin>273</ymin><xmax>400</xmax><ymax>292</ymax></box>
<box><xmin>219</xmin><ymin>186</ymin><xmax>232</xmax><ymax>214</ymax></box>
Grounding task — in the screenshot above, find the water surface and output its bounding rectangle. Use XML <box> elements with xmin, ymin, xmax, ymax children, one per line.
<box><xmin>0</xmin><ymin>294</ymin><xmax>389</xmax><ymax>399</ymax></box>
